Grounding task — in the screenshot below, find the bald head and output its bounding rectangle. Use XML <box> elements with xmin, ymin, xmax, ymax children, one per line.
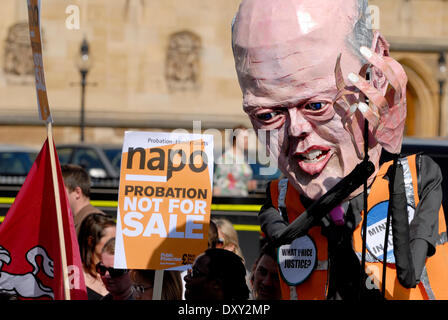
<box><xmin>232</xmin><ymin>0</ymin><xmax>373</xmax><ymax>108</ymax></box>
<box><xmin>230</xmin><ymin>0</ymin><xmax>383</xmax><ymax>200</ymax></box>
<box><xmin>232</xmin><ymin>0</ymin><xmax>362</xmax><ymax>47</ymax></box>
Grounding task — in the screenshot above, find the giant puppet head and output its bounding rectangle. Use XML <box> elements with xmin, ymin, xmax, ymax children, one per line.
<box><xmin>232</xmin><ymin>0</ymin><xmax>407</xmax><ymax>200</ymax></box>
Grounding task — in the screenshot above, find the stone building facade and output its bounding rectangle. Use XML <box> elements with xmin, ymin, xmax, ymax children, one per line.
<box><xmin>0</xmin><ymin>0</ymin><xmax>446</xmax><ymax>148</ymax></box>
<box><xmin>371</xmin><ymin>0</ymin><xmax>448</xmax><ymax>137</ymax></box>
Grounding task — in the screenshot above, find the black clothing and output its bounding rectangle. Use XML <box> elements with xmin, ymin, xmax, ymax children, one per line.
<box><xmin>87</xmin><ymin>287</ymin><xmax>104</xmax><ymax>300</ymax></box>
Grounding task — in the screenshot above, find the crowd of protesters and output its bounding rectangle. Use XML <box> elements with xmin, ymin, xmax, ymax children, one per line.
<box><xmin>0</xmin><ymin>147</ymin><xmax>281</xmax><ymax>301</ymax></box>
<box><xmin>62</xmin><ymin>164</ymin><xmax>281</xmax><ymax>301</ymax></box>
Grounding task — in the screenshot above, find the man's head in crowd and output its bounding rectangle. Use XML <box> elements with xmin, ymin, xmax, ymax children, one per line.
<box><xmin>61</xmin><ymin>164</ymin><xmax>92</xmax><ymax>215</ymax></box>
<box><xmin>250</xmin><ymin>243</ymin><xmax>281</xmax><ymax>300</ymax></box>
<box><xmin>184</xmin><ymin>248</ymin><xmax>249</xmax><ymax>300</ymax></box>
<box><xmin>231</xmin><ymin>0</ymin><xmax>394</xmax><ymax>200</ymax></box>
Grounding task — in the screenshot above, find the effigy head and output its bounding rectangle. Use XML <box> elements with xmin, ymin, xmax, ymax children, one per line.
<box><xmin>232</xmin><ymin>0</ymin><xmax>406</xmax><ymax>199</ymax></box>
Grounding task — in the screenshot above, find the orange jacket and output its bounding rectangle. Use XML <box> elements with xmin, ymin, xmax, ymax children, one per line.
<box><xmin>270</xmin><ymin>154</ymin><xmax>448</xmax><ymax>300</ymax></box>
<box><xmin>352</xmin><ymin>155</ymin><xmax>448</xmax><ymax>299</ymax></box>
<box><xmin>270</xmin><ymin>179</ymin><xmax>328</xmax><ymax>300</ymax></box>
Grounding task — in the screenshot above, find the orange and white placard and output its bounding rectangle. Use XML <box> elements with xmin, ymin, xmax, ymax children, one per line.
<box><xmin>114</xmin><ymin>131</ymin><xmax>214</xmax><ymax>270</ymax></box>
<box><xmin>27</xmin><ymin>0</ymin><xmax>52</xmax><ymax>122</ymax></box>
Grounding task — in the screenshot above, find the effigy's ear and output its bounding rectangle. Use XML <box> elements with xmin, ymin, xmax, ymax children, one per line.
<box><xmin>353</xmin><ymin>31</ymin><xmax>408</xmax><ymax>155</ymax></box>
<box><xmin>370</xmin><ymin>31</ymin><xmax>390</xmax><ymax>96</ymax></box>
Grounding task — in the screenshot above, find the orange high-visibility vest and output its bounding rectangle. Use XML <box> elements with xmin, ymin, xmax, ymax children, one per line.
<box><xmin>352</xmin><ymin>154</ymin><xmax>448</xmax><ymax>299</ymax></box>
<box><xmin>270</xmin><ymin>180</ymin><xmax>328</xmax><ymax>300</ymax></box>
<box><xmin>270</xmin><ymin>154</ymin><xmax>448</xmax><ymax>300</ymax></box>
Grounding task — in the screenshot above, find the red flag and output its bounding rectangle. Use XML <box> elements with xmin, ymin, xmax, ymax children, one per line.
<box><xmin>0</xmin><ymin>138</ymin><xmax>87</xmax><ymax>300</ymax></box>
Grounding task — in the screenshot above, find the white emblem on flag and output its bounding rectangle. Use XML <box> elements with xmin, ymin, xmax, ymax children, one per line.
<box><xmin>0</xmin><ymin>246</ymin><xmax>54</xmax><ymax>299</ymax></box>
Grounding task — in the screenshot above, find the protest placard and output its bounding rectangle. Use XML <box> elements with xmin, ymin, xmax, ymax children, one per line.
<box><xmin>27</xmin><ymin>0</ymin><xmax>52</xmax><ymax>122</ymax></box>
<box><xmin>114</xmin><ymin>131</ymin><xmax>214</xmax><ymax>270</ymax></box>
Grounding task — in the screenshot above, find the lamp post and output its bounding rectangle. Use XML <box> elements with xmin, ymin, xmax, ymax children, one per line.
<box><xmin>77</xmin><ymin>37</ymin><xmax>91</xmax><ymax>142</ymax></box>
<box><xmin>438</xmin><ymin>52</ymin><xmax>447</xmax><ymax>136</ymax></box>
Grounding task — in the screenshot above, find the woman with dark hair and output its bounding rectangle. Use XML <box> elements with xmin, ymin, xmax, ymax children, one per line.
<box><xmin>184</xmin><ymin>248</ymin><xmax>249</xmax><ymax>300</ymax></box>
<box><xmin>78</xmin><ymin>213</ymin><xmax>116</xmax><ymax>300</ymax></box>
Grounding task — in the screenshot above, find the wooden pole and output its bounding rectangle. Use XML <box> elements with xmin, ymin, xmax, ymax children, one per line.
<box><xmin>152</xmin><ymin>270</ymin><xmax>164</xmax><ymax>300</ymax></box>
<box><xmin>47</xmin><ymin>122</ymin><xmax>71</xmax><ymax>300</ymax></box>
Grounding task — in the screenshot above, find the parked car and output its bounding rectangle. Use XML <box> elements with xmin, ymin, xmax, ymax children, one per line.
<box><xmin>56</xmin><ymin>144</ymin><xmax>122</xmax><ymax>185</ymax></box>
<box><xmin>0</xmin><ymin>145</ymin><xmax>38</xmax><ymax>184</ymax></box>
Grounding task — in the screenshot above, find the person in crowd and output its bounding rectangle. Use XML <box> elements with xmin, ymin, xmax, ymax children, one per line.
<box><xmin>208</xmin><ymin>219</ymin><xmax>223</xmax><ymax>249</ymax></box>
<box><xmin>181</xmin><ymin>219</ymin><xmax>223</xmax><ymax>299</ymax></box>
<box><xmin>231</xmin><ymin>0</ymin><xmax>448</xmax><ymax>299</ymax></box>
<box><xmin>213</xmin><ymin>218</ymin><xmax>254</xmax><ymax>294</ymax></box>
<box><xmin>213</xmin><ymin>125</ymin><xmax>257</xmax><ymax>196</ymax></box>
<box><xmin>184</xmin><ymin>248</ymin><xmax>249</xmax><ymax>300</ymax></box>
<box><xmin>250</xmin><ymin>243</ymin><xmax>281</xmax><ymax>300</ymax></box>
<box><xmin>98</xmin><ymin>237</ymin><xmax>183</xmax><ymax>300</ymax></box>
<box><xmin>61</xmin><ymin>164</ymin><xmax>105</xmax><ymax>235</ymax></box>
<box><xmin>130</xmin><ymin>269</ymin><xmax>183</xmax><ymax>300</ymax></box>
<box><xmin>212</xmin><ymin>218</ymin><xmax>245</xmax><ymax>264</ymax></box>
<box><xmin>78</xmin><ymin>213</ymin><xmax>116</xmax><ymax>300</ymax></box>
<box><xmin>98</xmin><ymin>237</ymin><xmax>134</xmax><ymax>300</ymax></box>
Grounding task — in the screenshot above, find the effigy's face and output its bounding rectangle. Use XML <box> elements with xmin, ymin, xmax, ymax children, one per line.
<box><xmin>232</xmin><ymin>0</ymin><xmax>382</xmax><ymax>199</ymax></box>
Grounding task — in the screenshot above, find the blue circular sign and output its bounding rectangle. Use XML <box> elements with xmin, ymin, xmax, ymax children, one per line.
<box><xmin>365</xmin><ymin>201</ymin><xmax>395</xmax><ymax>263</ymax></box>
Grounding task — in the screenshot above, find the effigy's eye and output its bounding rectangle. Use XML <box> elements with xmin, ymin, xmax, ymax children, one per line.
<box><xmin>304</xmin><ymin>102</ymin><xmax>324</xmax><ymax>111</ymax></box>
<box><xmin>256</xmin><ymin>112</ymin><xmax>279</xmax><ymax>121</ymax></box>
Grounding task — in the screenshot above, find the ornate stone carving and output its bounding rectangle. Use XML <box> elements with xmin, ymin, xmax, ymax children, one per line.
<box><xmin>165</xmin><ymin>30</ymin><xmax>201</xmax><ymax>92</ymax></box>
<box><xmin>124</xmin><ymin>0</ymin><xmax>145</xmax><ymax>23</ymax></box>
<box><xmin>3</xmin><ymin>22</ymin><xmax>34</xmax><ymax>83</ymax></box>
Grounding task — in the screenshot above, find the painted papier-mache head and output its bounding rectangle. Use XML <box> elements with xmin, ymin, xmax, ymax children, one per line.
<box><xmin>232</xmin><ymin>0</ymin><xmax>407</xmax><ymax>200</ymax></box>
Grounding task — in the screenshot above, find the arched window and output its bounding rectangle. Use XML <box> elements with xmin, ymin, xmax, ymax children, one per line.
<box><xmin>399</xmin><ymin>57</ymin><xmax>439</xmax><ymax>137</ymax></box>
<box><xmin>404</xmin><ymin>84</ymin><xmax>417</xmax><ymax>136</ymax></box>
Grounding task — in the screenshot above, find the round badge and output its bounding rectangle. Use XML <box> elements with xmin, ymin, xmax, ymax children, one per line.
<box><xmin>277</xmin><ymin>235</ymin><xmax>317</xmax><ymax>286</ymax></box>
<box><xmin>365</xmin><ymin>200</ymin><xmax>415</xmax><ymax>263</ymax></box>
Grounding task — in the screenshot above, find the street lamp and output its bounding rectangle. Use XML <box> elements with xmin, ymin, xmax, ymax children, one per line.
<box><xmin>77</xmin><ymin>37</ymin><xmax>92</xmax><ymax>142</ymax></box>
<box><xmin>438</xmin><ymin>52</ymin><xmax>447</xmax><ymax>136</ymax></box>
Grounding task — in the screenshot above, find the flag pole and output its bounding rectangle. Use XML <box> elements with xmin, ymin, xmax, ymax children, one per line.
<box><xmin>27</xmin><ymin>0</ymin><xmax>71</xmax><ymax>299</ymax></box>
<box><xmin>46</xmin><ymin>122</ymin><xmax>71</xmax><ymax>300</ymax></box>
